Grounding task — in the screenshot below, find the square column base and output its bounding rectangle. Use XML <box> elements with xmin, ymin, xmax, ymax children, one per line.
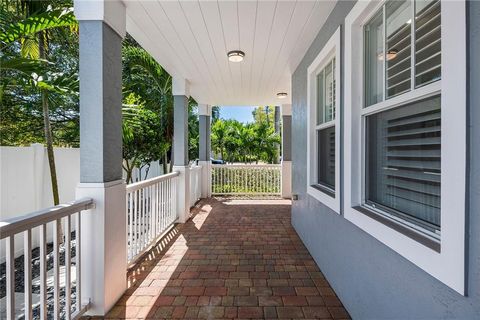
<box><xmin>173</xmin><ymin>166</ymin><xmax>190</xmax><ymax>223</ymax></box>
<box><xmin>281</xmin><ymin>161</ymin><xmax>292</xmax><ymax>199</ymax></box>
<box><xmin>76</xmin><ymin>180</ymin><xmax>126</xmax><ymax>315</ymax></box>
<box><xmin>198</xmin><ymin>161</ymin><xmax>211</xmax><ymax>198</ymax></box>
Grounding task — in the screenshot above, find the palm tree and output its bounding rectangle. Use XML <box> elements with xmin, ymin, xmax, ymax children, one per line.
<box><xmin>211</xmin><ymin>106</ymin><xmax>220</xmax><ymax>122</ymax></box>
<box><xmin>211</xmin><ymin>119</ymin><xmax>227</xmax><ymax>161</ymax></box>
<box><xmin>122</xmin><ymin>44</ymin><xmax>173</xmax><ymax>173</ymax></box>
<box><xmin>274</xmin><ymin>106</ymin><xmax>281</xmax><ymax>164</ymax></box>
<box><xmin>1</xmin><ymin>2</ymin><xmax>78</xmax><ymax>206</ymax></box>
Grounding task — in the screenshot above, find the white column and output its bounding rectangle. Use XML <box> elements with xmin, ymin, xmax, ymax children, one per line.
<box><xmin>281</xmin><ymin>104</ymin><xmax>292</xmax><ymax>199</ymax></box>
<box><xmin>172</xmin><ymin>77</ymin><xmax>191</xmax><ymax>223</ymax></box>
<box><xmin>198</xmin><ymin>104</ymin><xmax>212</xmax><ymax>198</ymax></box>
<box><xmin>74</xmin><ymin>0</ymin><xmax>127</xmax><ymax>315</ymax></box>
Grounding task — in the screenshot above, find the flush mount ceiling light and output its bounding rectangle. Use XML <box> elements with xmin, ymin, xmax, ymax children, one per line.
<box><xmin>377</xmin><ymin>49</ymin><xmax>399</xmax><ymax>61</ymax></box>
<box><xmin>277</xmin><ymin>92</ymin><xmax>288</xmax><ymax>99</ymax></box>
<box><xmin>227</xmin><ymin>50</ymin><xmax>245</xmax><ymax>62</ymax></box>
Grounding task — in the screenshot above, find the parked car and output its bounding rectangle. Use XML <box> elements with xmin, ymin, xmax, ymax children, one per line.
<box><xmin>211</xmin><ymin>158</ymin><xmax>224</xmax><ymax>164</ymax></box>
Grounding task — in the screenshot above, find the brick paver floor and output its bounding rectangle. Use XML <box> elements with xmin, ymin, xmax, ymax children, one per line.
<box><xmin>101</xmin><ymin>198</ymin><xmax>350</xmax><ymax>319</ymax></box>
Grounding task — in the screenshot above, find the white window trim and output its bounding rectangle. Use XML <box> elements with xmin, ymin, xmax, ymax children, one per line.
<box><xmin>307</xmin><ymin>28</ymin><xmax>341</xmax><ymax>213</ymax></box>
<box><xmin>344</xmin><ymin>0</ymin><xmax>466</xmax><ymax>294</ymax></box>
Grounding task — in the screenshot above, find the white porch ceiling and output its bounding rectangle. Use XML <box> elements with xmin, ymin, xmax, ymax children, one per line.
<box><xmin>124</xmin><ymin>0</ymin><xmax>337</xmax><ymax>106</ymax></box>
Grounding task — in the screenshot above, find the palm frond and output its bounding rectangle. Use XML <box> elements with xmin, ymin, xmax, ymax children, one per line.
<box><xmin>0</xmin><ymin>8</ymin><xmax>77</xmax><ymax>47</ymax></box>
<box><xmin>0</xmin><ymin>56</ymin><xmax>50</xmax><ymax>74</ymax></box>
<box><xmin>123</xmin><ymin>46</ymin><xmax>168</xmax><ymax>92</ymax></box>
<box><xmin>20</xmin><ymin>37</ymin><xmax>39</xmax><ymax>58</ymax></box>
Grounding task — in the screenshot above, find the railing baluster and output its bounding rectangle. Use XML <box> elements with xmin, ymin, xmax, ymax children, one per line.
<box><xmin>149</xmin><ymin>184</ymin><xmax>153</xmax><ymax>241</ymax></box>
<box><xmin>6</xmin><ymin>235</ymin><xmax>15</xmax><ymax>320</ymax></box>
<box><xmin>162</xmin><ymin>180</ymin><xmax>166</xmax><ymax>229</ymax></box>
<box><xmin>154</xmin><ymin>184</ymin><xmax>157</xmax><ymax>238</ymax></box>
<box><xmin>134</xmin><ymin>190</ymin><xmax>138</xmax><ymax>256</ymax></box>
<box><xmin>148</xmin><ymin>185</ymin><xmax>151</xmax><ymax>243</ymax></box>
<box><xmin>160</xmin><ymin>180</ymin><xmax>163</xmax><ymax>231</ymax></box>
<box><xmin>53</xmin><ymin>219</ymin><xmax>60</xmax><ymax>320</ymax></box>
<box><xmin>140</xmin><ymin>188</ymin><xmax>144</xmax><ymax>250</ymax></box>
<box><xmin>65</xmin><ymin>215</ymin><xmax>72</xmax><ymax>320</ymax></box>
<box><xmin>40</xmin><ymin>224</ymin><xmax>47</xmax><ymax>320</ymax></box>
<box><xmin>75</xmin><ymin>212</ymin><xmax>82</xmax><ymax>313</ymax></box>
<box><xmin>129</xmin><ymin>191</ymin><xmax>133</xmax><ymax>261</ymax></box>
<box><xmin>25</xmin><ymin>229</ymin><xmax>33</xmax><ymax>320</ymax></box>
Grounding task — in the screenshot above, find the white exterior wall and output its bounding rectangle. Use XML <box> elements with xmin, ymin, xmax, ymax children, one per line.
<box><xmin>0</xmin><ymin>145</ymin><xmax>80</xmax><ymax>260</ymax></box>
<box><xmin>0</xmin><ymin>145</ymin><xmax>80</xmax><ymax>220</ymax></box>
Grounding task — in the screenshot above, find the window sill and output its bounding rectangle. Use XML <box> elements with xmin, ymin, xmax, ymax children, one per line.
<box><xmin>311</xmin><ymin>184</ymin><xmax>335</xmax><ymax>198</ymax></box>
<box><xmin>307</xmin><ymin>185</ymin><xmax>340</xmax><ymax>213</ymax></box>
<box><xmin>352</xmin><ymin>206</ymin><xmax>440</xmax><ymax>252</ymax></box>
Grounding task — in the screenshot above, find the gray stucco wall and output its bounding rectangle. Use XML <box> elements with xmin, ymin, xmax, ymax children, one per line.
<box><xmin>291</xmin><ymin>1</ymin><xmax>480</xmax><ymax>319</ymax></box>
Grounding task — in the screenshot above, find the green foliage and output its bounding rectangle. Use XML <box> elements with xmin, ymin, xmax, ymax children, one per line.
<box><xmin>211</xmin><ymin>107</ymin><xmax>281</xmax><ymax>164</ymax></box>
<box><xmin>122</xmin><ymin>39</ymin><xmax>199</xmax><ymax>171</ymax></box>
<box><xmin>0</xmin><ymin>1</ymin><xmax>81</xmax><ymax>147</ymax></box>
<box><xmin>122</xmin><ymin>94</ymin><xmax>170</xmax><ymax>183</ymax></box>
<box><xmin>0</xmin><ymin>8</ymin><xmax>77</xmax><ymax>54</ymax></box>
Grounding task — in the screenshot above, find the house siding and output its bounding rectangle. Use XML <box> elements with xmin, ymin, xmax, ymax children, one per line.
<box><xmin>291</xmin><ymin>1</ymin><xmax>480</xmax><ymax>319</ymax></box>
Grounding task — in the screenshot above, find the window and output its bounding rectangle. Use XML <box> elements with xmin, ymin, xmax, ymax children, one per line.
<box><xmin>363</xmin><ymin>0</ymin><xmax>442</xmax><ymax>237</ymax></box>
<box><xmin>316</xmin><ymin>58</ymin><xmax>336</xmax><ymax>192</ymax></box>
<box><xmin>307</xmin><ymin>28</ymin><xmax>341</xmax><ymax>212</ymax></box>
<box><xmin>345</xmin><ymin>0</ymin><xmax>466</xmax><ymax>293</ymax></box>
<box><xmin>364</xmin><ymin>0</ymin><xmax>441</xmax><ymax>106</ymax></box>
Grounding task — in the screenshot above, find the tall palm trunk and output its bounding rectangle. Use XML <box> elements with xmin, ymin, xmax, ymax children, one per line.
<box><xmin>39</xmin><ymin>31</ymin><xmax>60</xmax><ymax>206</ymax></box>
<box><xmin>42</xmin><ymin>91</ymin><xmax>59</xmax><ymax>205</ymax></box>
<box><xmin>274</xmin><ymin>106</ymin><xmax>280</xmax><ymax>164</ymax></box>
<box><xmin>38</xmin><ymin>30</ymin><xmax>62</xmax><ymax>243</ymax></box>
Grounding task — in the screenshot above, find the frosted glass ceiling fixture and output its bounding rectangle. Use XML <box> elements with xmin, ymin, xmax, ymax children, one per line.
<box><xmin>227</xmin><ymin>50</ymin><xmax>245</xmax><ymax>62</ymax></box>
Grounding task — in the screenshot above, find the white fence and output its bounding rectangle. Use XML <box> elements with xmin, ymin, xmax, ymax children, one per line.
<box><xmin>0</xmin><ymin>198</ymin><xmax>94</xmax><ymax>320</ymax></box>
<box><xmin>0</xmin><ymin>145</ymin><xmax>80</xmax><ymax>226</ymax></box>
<box><xmin>211</xmin><ymin>164</ymin><xmax>282</xmax><ymax>196</ymax></box>
<box><xmin>126</xmin><ymin>172</ymin><xmax>180</xmax><ymax>265</ymax></box>
<box><xmin>189</xmin><ymin>165</ymin><xmax>202</xmax><ymax>207</ymax></box>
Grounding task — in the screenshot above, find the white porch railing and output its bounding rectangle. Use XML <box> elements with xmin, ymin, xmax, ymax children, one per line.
<box><xmin>0</xmin><ymin>198</ymin><xmax>94</xmax><ymax>320</ymax></box>
<box><xmin>189</xmin><ymin>165</ymin><xmax>202</xmax><ymax>207</ymax></box>
<box><xmin>126</xmin><ymin>171</ymin><xmax>179</xmax><ymax>265</ymax></box>
<box><xmin>211</xmin><ymin>164</ymin><xmax>282</xmax><ymax>196</ymax></box>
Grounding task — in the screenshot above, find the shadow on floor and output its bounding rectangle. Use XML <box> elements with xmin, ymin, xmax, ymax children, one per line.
<box><xmin>86</xmin><ymin>198</ymin><xmax>350</xmax><ymax>319</ymax></box>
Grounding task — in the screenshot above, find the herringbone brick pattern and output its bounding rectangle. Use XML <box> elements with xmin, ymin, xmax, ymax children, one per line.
<box><xmin>100</xmin><ymin>198</ymin><xmax>349</xmax><ymax>319</ymax></box>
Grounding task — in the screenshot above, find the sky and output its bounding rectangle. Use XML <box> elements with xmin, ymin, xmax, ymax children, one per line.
<box><xmin>218</xmin><ymin>106</ymin><xmax>256</xmax><ymax>123</ymax></box>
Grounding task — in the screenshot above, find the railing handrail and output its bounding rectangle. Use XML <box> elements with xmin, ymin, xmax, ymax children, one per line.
<box><xmin>211</xmin><ymin>164</ymin><xmax>281</xmax><ymax>168</ymax></box>
<box><xmin>0</xmin><ymin>198</ymin><xmax>94</xmax><ymax>239</ymax></box>
<box><xmin>126</xmin><ymin>171</ymin><xmax>180</xmax><ymax>192</ymax></box>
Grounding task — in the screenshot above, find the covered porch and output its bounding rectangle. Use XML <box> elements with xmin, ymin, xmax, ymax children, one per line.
<box><xmin>1</xmin><ymin>0</ymin><xmax>305</xmax><ymax>318</ymax></box>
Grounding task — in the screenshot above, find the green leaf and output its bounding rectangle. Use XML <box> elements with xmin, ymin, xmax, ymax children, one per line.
<box><xmin>0</xmin><ymin>56</ymin><xmax>50</xmax><ymax>74</ymax></box>
<box><xmin>20</xmin><ymin>37</ymin><xmax>40</xmax><ymax>59</ymax></box>
<box><xmin>0</xmin><ymin>9</ymin><xmax>77</xmax><ymax>47</ymax></box>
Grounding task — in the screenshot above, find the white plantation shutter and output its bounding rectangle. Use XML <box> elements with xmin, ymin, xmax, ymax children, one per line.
<box><xmin>367</xmin><ymin>96</ymin><xmax>441</xmax><ymax>230</ymax></box>
<box><xmin>317</xmin><ymin>127</ymin><xmax>336</xmax><ymax>190</ymax></box>
<box><xmin>415</xmin><ymin>0</ymin><xmax>441</xmax><ymax>87</ymax></box>
<box><xmin>386</xmin><ymin>0</ymin><xmax>412</xmax><ymax>98</ymax></box>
